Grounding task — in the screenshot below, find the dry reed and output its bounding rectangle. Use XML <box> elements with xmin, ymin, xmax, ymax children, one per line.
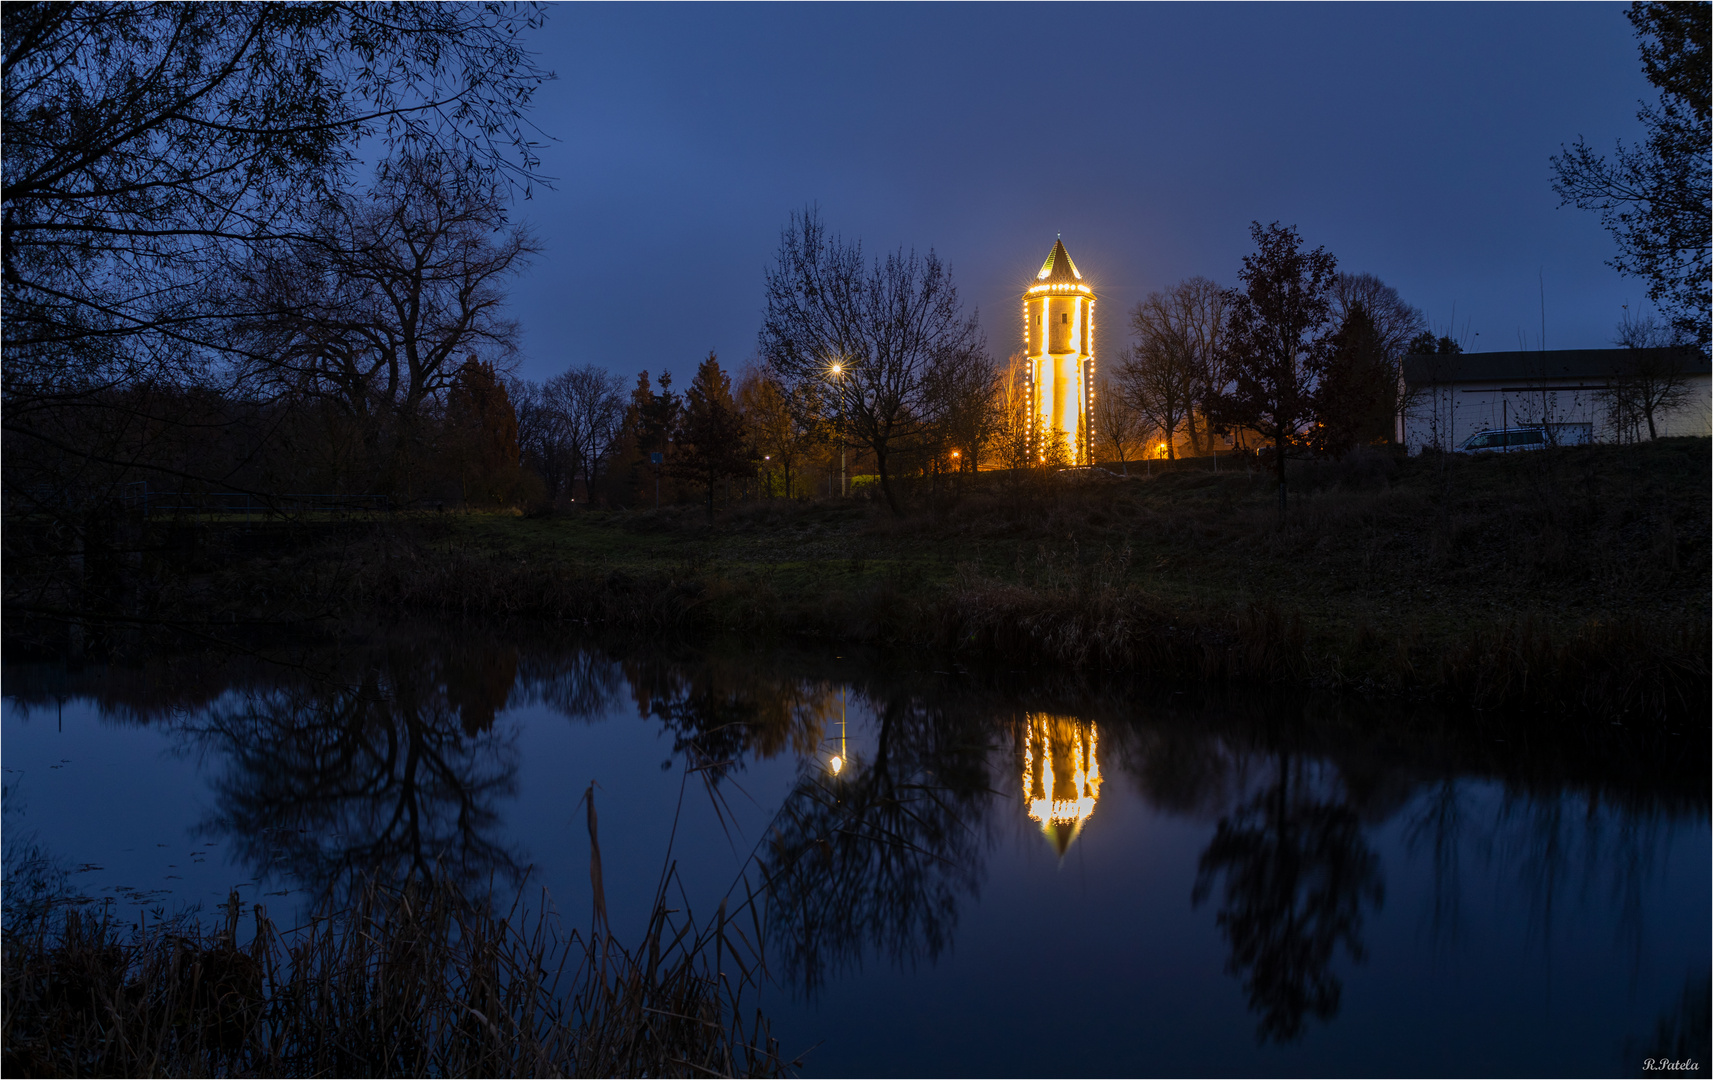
<box><xmin>4</xmin><ymin>833</ymin><xmax>784</xmax><ymax>1078</ymax></box>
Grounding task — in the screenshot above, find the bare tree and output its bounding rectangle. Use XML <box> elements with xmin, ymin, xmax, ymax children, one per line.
<box><xmin>1117</xmin><ymin>288</ymin><xmax>1202</xmax><ymax>462</ymax></box>
<box><xmin>513</xmin><ymin>380</ymin><xmax>575</xmax><ymax>504</ymax></box>
<box><xmin>1092</xmin><ymin>373</ymin><xmax>1144</xmax><ymax>474</ymax></box>
<box><xmin>928</xmin><ymin>345</ymin><xmax>999</xmax><ymax>473</ymax></box>
<box><xmin>239</xmin><ymin>157</ymin><xmax>536</xmax><ymax>496</ymax></box>
<box><xmin>990</xmin><ymin>353</ymin><xmax>1036</xmax><ymax>478</ymax></box>
<box><xmin>3</xmin><ymin>4</ymin><xmax>551</xmax><ymax>491</ymax></box>
<box><xmin>759</xmin><ymin>207</ymin><xmax>986</xmax><ymax>515</ymax></box>
<box><xmin>738</xmin><ymin>364</ymin><xmax>821</xmax><ymax>499</ymax></box>
<box><xmin>545</xmin><ymin>365</ymin><xmax>625</xmax><ymax>502</ymax></box>
<box><xmin>1171</xmin><ymin>278</ymin><xmax>1230</xmax><ymax>455</ymax></box>
<box><xmin>1608</xmin><ymin>310</ymin><xmax>1694</xmax><ymax>440</ymax></box>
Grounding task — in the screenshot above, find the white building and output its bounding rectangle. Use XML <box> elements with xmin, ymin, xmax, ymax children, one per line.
<box><xmin>1401</xmin><ymin>347</ymin><xmax>1711</xmax><ymax>452</ymax></box>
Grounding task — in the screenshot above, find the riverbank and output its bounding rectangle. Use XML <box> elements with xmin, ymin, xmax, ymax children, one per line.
<box><xmin>346</xmin><ymin>438</ymin><xmax>1708</xmax><ymax>722</ymax></box>
<box><xmin>7</xmin><ymin>439</ymin><xmax>1708</xmax><ymax>722</ymax></box>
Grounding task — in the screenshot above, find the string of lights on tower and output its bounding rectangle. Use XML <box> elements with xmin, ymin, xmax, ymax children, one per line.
<box><xmin>1022</xmin><ymin>237</ymin><xmax>1095</xmax><ymax>466</ymax></box>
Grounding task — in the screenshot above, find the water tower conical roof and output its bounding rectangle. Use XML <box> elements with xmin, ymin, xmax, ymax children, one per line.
<box><xmin>1036</xmin><ymin>238</ymin><xmax>1083</xmax><ymax>284</ymax></box>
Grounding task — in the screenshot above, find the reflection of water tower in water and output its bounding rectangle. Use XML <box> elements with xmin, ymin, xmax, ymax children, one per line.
<box><xmin>1018</xmin><ymin>714</ymin><xmax>1102</xmax><ymax>855</ymax></box>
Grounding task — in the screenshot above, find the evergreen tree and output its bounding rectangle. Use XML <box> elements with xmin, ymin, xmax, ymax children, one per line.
<box><xmin>1312</xmin><ymin>302</ymin><xmax>1394</xmax><ymax>455</ymax></box>
<box><xmin>676</xmin><ymin>352</ymin><xmax>751</xmax><ymax>519</ymax></box>
<box><xmin>613</xmin><ymin>370</ymin><xmax>679</xmax><ymax>507</ymax></box>
<box><xmin>445</xmin><ymin>356</ymin><xmax>521</xmax><ymax>506</ymax></box>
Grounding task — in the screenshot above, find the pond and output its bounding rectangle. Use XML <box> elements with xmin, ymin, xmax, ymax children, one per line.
<box><xmin>3</xmin><ymin>624</ymin><xmax>1707</xmax><ymax>1077</ymax></box>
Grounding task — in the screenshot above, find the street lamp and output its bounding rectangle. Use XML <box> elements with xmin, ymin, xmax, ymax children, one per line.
<box><xmin>827</xmin><ymin>360</ymin><xmax>847</xmax><ymax>497</ymax></box>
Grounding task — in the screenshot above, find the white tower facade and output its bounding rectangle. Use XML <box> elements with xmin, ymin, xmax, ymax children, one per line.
<box><xmin>1022</xmin><ymin>238</ymin><xmax>1095</xmax><ymax>465</ymax></box>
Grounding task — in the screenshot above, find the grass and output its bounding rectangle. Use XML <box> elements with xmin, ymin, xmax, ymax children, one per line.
<box><xmin>317</xmin><ymin>440</ymin><xmax>1708</xmax><ymax>721</ymax></box>
<box><xmin>6</xmin><ymin>439</ymin><xmax>1708</xmax><ymax>721</ymax></box>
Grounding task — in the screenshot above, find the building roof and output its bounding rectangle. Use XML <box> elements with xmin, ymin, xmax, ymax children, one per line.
<box><xmin>1036</xmin><ymin>238</ymin><xmax>1083</xmax><ymax>284</ymax></box>
<box><xmin>1402</xmin><ymin>347</ymin><xmax>1709</xmax><ymax>386</ymax></box>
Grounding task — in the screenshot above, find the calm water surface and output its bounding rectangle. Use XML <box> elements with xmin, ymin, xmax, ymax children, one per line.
<box><xmin>3</xmin><ymin>626</ymin><xmax>1707</xmax><ymax>1077</ymax></box>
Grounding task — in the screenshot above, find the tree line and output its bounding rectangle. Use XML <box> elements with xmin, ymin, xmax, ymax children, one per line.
<box><xmin>501</xmin><ymin>213</ymin><xmax>1449</xmax><ymax>517</ymax></box>
<box><xmin>7</xmin><ymin>3</ymin><xmax>1698</xmax><ymax>532</ymax></box>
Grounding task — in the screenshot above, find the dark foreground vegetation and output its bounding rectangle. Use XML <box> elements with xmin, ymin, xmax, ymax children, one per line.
<box><xmin>8</xmin><ymin>438</ymin><xmax>1707</xmax><ymax>725</ymax></box>
<box><xmin>3</xmin><ymin>835</ymin><xmax>783</xmax><ymax>1078</ymax></box>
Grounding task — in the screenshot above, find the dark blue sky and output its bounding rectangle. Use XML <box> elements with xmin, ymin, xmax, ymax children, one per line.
<box><xmin>503</xmin><ymin>3</ymin><xmax>1654</xmax><ymax>384</ymax></box>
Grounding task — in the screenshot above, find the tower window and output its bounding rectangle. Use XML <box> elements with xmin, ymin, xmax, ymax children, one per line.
<box><xmin>1061</xmin><ymin>313</ymin><xmax>1069</xmax><ymax>324</ymax></box>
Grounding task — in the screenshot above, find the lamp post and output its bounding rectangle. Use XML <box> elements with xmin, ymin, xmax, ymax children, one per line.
<box><xmin>829</xmin><ymin>360</ymin><xmax>846</xmax><ymax>497</ymax></box>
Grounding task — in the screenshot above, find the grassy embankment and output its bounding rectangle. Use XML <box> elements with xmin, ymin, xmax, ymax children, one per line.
<box><xmin>334</xmin><ymin>438</ymin><xmax>1709</xmax><ymax>721</ymax></box>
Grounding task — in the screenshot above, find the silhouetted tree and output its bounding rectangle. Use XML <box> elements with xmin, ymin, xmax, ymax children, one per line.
<box><xmin>1312</xmin><ymin>302</ymin><xmax>1394</xmax><ymax>455</ymax></box>
<box><xmin>675</xmin><ymin>352</ymin><xmax>751</xmax><ymax>518</ymax></box>
<box><xmin>1552</xmin><ymin>2</ymin><xmax>1709</xmax><ymax>352</ymax></box>
<box><xmin>239</xmin><ymin>156</ymin><xmax>535</xmax><ymax>498</ymax></box>
<box><xmin>1608</xmin><ymin>311</ymin><xmax>1694</xmax><ymax>440</ymax></box>
<box><xmin>1139</xmin><ymin>277</ymin><xmax>1230</xmax><ymax>455</ymax></box>
<box><xmin>445</xmin><ymin>356</ymin><xmax>522</xmax><ymax>506</ymax></box>
<box><xmin>1214</xmin><ymin>222</ymin><xmax>1339</xmax><ymax>515</ymax></box>
<box><xmin>738</xmin><ymin>364</ymin><xmax>822</xmax><ymax>499</ymax></box>
<box><xmin>513</xmin><ymin>379</ymin><xmax>576</xmax><ymax>504</ymax></box>
<box><xmin>1192</xmin><ymin>753</ymin><xmax>1384</xmax><ymax>1043</ymax></box>
<box><xmin>760</xmin><ymin>207</ymin><xmax>987</xmax><ymax>515</ymax></box>
<box><xmin>1092</xmin><ymin>373</ymin><xmax>1144</xmax><ymax>474</ymax></box>
<box><xmin>1118</xmin><ymin>287</ymin><xmax>1204</xmax><ymax>461</ymax></box>
<box><xmin>611</xmin><ymin>371</ymin><xmax>679</xmax><ymax>507</ymax></box>
<box><xmin>3</xmin><ymin>3</ymin><xmax>550</xmax><ymax>499</ymax></box>
<box><xmin>543</xmin><ymin>365</ymin><xmax>625</xmax><ymax>502</ymax></box>
<box><xmin>1330</xmin><ymin>273</ymin><xmax>1426</xmax><ymax>442</ymax></box>
<box><xmin>757</xmin><ymin>694</ymin><xmax>993</xmax><ymax>996</ymax></box>
<box><xmin>930</xmin><ymin>346</ymin><xmax>999</xmax><ymax>474</ymax></box>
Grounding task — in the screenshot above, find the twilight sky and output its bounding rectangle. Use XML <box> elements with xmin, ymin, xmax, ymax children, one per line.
<box><xmin>499</xmin><ymin>3</ymin><xmax>1657</xmax><ymax>385</ymax></box>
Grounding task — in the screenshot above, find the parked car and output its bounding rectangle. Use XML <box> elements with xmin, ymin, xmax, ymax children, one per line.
<box><xmin>1458</xmin><ymin>424</ymin><xmax>1593</xmax><ymax>452</ymax></box>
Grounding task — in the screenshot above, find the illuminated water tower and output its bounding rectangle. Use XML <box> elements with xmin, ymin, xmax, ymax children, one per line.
<box><xmin>1022</xmin><ymin>237</ymin><xmax>1095</xmax><ymax>465</ymax></box>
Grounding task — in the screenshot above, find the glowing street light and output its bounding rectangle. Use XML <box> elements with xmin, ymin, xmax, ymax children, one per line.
<box><xmin>827</xmin><ymin>359</ymin><xmax>848</xmax><ymax>496</ymax></box>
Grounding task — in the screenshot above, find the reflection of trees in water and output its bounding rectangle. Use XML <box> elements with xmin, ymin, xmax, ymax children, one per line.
<box><xmin>758</xmin><ymin>693</ymin><xmax>995</xmax><ymax>996</ymax></box>
<box><xmin>618</xmin><ymin>655</ymin><xmax>840</xmax><ymax>778</ymax></box>
<box><xmin>513</xmin><ymin>648</ymin><xmax>625</xmax><ymax>721</ymax></box>
<box><xmin>1626</xmin><ymin>974</ymin><xmax>1711</xmax><ymax>1076</ymax></box>
<box><xmin>1191</xmin><ymin>752</ymin><xmax>1384</xmax><ymax>1043</ymax></box>
<box><xmin>1402</xmin><ymin>778</ymin><xmax>1687</xmax><ymax>962</ymax></box>
<box><xmin>185</xmin><ymin>641</ymin><xmax>527</xmax><ymax>904</ymax></box>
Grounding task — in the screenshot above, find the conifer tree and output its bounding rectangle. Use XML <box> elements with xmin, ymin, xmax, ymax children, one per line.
<box><xmin>676</xmin><ymin>353</ymin><xmax>751</xmax><ymax>519</ymax></box>
<box><xmin>446</xmin><ymin>356</ymin><xmax>521</xmax><ymax>506</ymax></box>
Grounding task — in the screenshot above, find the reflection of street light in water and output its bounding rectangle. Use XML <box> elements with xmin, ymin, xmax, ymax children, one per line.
<box><xmin>1020</xmin><ymin>714</ymin><xmax>1102</xmax><ymax>855</ymax></box>
<box><xmin>827</xmin><ymin>685</ymin><xmax>847</xmax><ymax>774</ymax></box>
